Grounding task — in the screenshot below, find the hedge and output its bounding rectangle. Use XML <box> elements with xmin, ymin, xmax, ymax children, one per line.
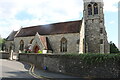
<box><xmin>62</xmin><ymin>53</ymin><xmax>120</xmax><ymax>65</ymax></box>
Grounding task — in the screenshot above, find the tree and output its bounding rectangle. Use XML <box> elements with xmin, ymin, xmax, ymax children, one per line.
<box><xmin>110</xmin><ymin>41</ymin><xmax>120</xmax><ymax>53</ymax></box>
<box><xmin>0</xmin><ymin>35</ymin><xmax>6</xmax><ymax>51</ymax></box>
<box><xmin>1</xmin><ymin>38</ymin><xmax>6</xmax><ymax>51</ymax></box>
<box><xmin>0</xmin><ymin>36</ymin><xmax>3</xmax><ymax>51</ymax></box>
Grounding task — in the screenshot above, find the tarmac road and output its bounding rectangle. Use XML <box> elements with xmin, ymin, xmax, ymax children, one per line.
<box><xmin>0</xmin><ymin>59</ymin><xmax>41</xmax><ymax>80</ymax></box>
<box><xmin>0</xmin><ymin>59</ymin><xmax>85</xmax><ymax>80</ymax></box>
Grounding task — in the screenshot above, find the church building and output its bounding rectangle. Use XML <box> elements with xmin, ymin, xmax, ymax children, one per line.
<box><xmin>5</xmin><ymin>0</ymin><xmax>110</xmax><ymax>54</ymax></box>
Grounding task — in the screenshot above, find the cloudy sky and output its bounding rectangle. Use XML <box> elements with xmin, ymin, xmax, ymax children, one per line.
<box><xmin>0</xmin><ymin>0</ymin><xmax>119</xmax><ymax>48</ymax></box>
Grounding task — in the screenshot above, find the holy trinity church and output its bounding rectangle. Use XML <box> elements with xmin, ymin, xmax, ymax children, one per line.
<box><xmin>5</xmin><ymin>0</ymin><xmax>110</xmax><ymax>54</ymax></box>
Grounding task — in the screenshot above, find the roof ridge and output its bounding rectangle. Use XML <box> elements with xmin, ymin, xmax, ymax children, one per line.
<box><xmin>6</xmin><ymin>31</ymin><xmax>18</xmax><ymax>41</ymax></box>
<box><xmin>22</xmin><ymin>20</ymin><xmax>82</xmax><ymax>29</ymax></box>
<box><xmin>15</xmin><ymin>20</ymin><xmax>82</xmax><ymax>37</ymax></box>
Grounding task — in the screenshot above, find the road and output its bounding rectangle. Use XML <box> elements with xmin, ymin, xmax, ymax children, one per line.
<box><xmin>0</xmin><ymin>59</ymin><xmax>84</xmax><ymax>80</ymax></box>
<box><xmin>0</xmin><ymin>59</ymin><xmax>41</xmax><ymax>80</ymax></box>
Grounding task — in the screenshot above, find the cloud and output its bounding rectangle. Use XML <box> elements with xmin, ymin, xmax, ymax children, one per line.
<box><xmin>0</xmin><ymin>0</ymin><xmax>119</xmax><ymax>38</ymax></box>
<box><xmin>104</xmin><ymin>0</ymin><xmax>119</xmax><ymax>12</ymax></box>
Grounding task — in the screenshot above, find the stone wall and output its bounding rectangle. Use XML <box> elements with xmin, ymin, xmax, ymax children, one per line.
<box><xmin>14</xmin><ymin>36</ymin><xmax>34</xmax><ymax>52</ymax></box>
<box><xmin>45</xmin><ymin>33</ymin><xmax>80</xmax><ymax>53</ymax></box>
<box><xmin>79</xmin><ymin>19</ymin><xmax>85</xmax><ymax>53</ymax></box>
<box><xmin>85</xmin><ymin>18</ymin><xmax>101</xmax><ymax>53</ymax></box>
<box><xmin>18</xmin><ymin>53</ymin><xmax>120</xmax><ymax>78</ymax></box>
<box><xmin>83</xmin><ymin>1</ymin><xmax>109</xmax><ymax>53</ymax></box>
<box><xmin>0</xmin><ymin>52</ymin><xmax>9</xmax><ymax>59</ymax></box>
<box><xmin>14</xmin><ymin>33</ymin><xmax>80</xmax><ymax>53</ymax></box>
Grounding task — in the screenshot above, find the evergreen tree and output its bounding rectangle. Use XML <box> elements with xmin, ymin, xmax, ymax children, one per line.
<box><xmin>110</xmin><ymin>41</ymin><xmax>120</xmax><ymax>53</ymax></box>
<box><xmin>1</xmin><ymin>38</ymin><xmax>6</xmax><ymax>51</ymax></box>
<box><xmin>0</xmin><ymin>35</ymin><xmax>6</xmax><ymax>51</ymax></box>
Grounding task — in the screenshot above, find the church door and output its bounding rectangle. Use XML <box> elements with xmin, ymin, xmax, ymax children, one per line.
<box><xmin>34</xmin><ymin>46</ymin><xmax>39</xmax><ymax>53</ymax></box>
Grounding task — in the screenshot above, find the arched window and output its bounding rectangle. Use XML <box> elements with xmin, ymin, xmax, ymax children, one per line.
<box><xmin>19</xmin><ymin>40</ymin><xmax>24</xmax><ymax>51</ymax></box>
<box><xmin>30</xmin><ymin>39</ymin><xmax>34</xmax><ymax>44</ymax></box>
<box><xmin>88</xmin><ymin>4</ymin><xmax>92</xmax><ymax>15</ymax></box>
<box><xmin>60</xmin><ymin>37</ymin><xmax>67</xmax><ymax>52</ymax></box>
<box><xmin>94</xmin><ymin>3</ymin><xmax>98</xmax><ymax>14</ymax></box>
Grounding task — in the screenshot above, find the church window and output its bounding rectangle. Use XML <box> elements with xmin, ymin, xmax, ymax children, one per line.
<box><xmin>60</xmin><ymin>37</ymin><xmax>67</xmax><ymax>52</ymax></box>
<box><xmin>19</xmin><ymin>40</ymin><xmax>24</xmax><ymax>51</ymax></box>
<box><xmin>94</xmin><ymin>3</ymin><xmax>98</xmax><ymax>14</ymax></box>
<box><xmin>100</xmin><ymin>28</ymin><xmax>103</xmax><ymax>34</ymax></box>
<box><xmin>88</xmin><ymin>4</ymin><xmax>92</xmax><ymax>15</ymax></box>
<box><xmin>100</xmin><ymin>39</ymin><xmax>103</xmax><ymax>44</ymax></box>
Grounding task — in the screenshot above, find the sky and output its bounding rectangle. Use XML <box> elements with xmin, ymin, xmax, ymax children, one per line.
<box><xmin>0</xmin><ymin>0</ymin><xmax>119</xmax><ymax>49</ymax></box>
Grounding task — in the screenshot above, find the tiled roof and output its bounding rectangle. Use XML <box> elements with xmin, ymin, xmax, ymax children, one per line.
<box><xmin>40</xmin><ymin>36</ymin><xmax>47</xmax><ymax>49</ymax></box>
<box><xmin>39</xmin><ymin>36</ymin><xmax>52</xmax><ymax>50</ymax></box>
<box><xmin>16</xmin><ymin>20</ymin><xmax>82</xmax><ymax>37</ymax></box>
<box><xmin>6</xmin><ymin>31</ymin><xmax>17</xmax><ymax>41</ymax></box>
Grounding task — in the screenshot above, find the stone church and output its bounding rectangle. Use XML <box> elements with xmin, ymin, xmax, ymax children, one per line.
<box><xmin>5</xmin><ymin>0</ymin><xmax>109</xmax><ymax>54</ymax></box>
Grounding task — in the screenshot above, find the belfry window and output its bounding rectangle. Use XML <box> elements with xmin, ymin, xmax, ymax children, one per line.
<box><xmin>60</xmin><ymin>37</ymin><xmax>67</xmax><ymax>52</ymax></box>
<box><xmin>88</xmin><ymin>4</ymin><xmax>92</xmax><ymax>15</ymax></box>
<box><xmin>19</xmin><ymin>40</ymin><xmax>24</xmax><ymax>51</ymax></box>
<box><xmin>94</xmin><ymin>3</ymin><xmax>98</xmax><ymax>14</ymax></box>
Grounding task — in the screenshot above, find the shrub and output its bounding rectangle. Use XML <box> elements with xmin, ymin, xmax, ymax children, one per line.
<box><xmin>62</xmin><ymin>53</ymin><xmax>120</xmax><ymax>65</ymax></box>
<box><xmin>110</xmin><ymin>41</ymin><xmax>120</xmax><ymax>53</ymax></box>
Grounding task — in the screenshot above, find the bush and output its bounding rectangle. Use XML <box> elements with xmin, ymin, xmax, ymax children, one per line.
<box><xmin>63</xmin><ymin>53</ymin><xmax>120</xmax><ymax>64</ymax></box>
<box><xmin>110</xmin><ymin>41</ymin><xmax>120</xmax><ymax>53</ymax></box>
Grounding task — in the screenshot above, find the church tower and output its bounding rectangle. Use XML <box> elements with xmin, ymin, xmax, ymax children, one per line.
<box><xmin>83</xmin><ymin>0</ymin><xmax>109</xmax><ymax>53</ymax></box>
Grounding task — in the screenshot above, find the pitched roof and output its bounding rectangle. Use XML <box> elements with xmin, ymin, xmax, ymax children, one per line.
<box><xmin>39</xmin><ymin>36</ymin><xmax>52</xmax><ymax>50</ymax></box>
<box><xmin>6</xmin><ymin>31</ymin><xmax>17</xmax><ymax>41</ymax></box>
<box><xmin>40</xmin><ymin>36</ymin><xmax>47</xmax><ymax>49</ymax></box>
<box><xmin>16</xmin><ymin>20</ymin><xmax>82</xmax><ymax>37</ymax></box>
